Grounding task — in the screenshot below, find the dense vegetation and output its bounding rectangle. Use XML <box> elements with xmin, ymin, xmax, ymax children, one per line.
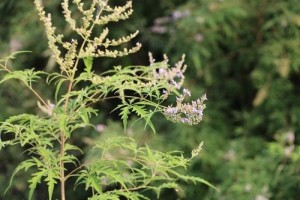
<box><xmin>1</xmin><ymin>0</ymin><xmax>300</xmax><ymax>199</ymax></box>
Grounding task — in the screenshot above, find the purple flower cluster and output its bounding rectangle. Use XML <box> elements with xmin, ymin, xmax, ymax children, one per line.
<box><xmin>164</xmin><ymin>89</ymin><xmax>207</xmax><ymax>125</ymax></box>
<box><xmin>153</xmin><ymin>55</ymin><xmax>187</xmax><ymax>98</ymax></box>
<box><xmin>148</xmin><ymin>53</ymin><xmax>206</xmax><ymax>125</ymax></box>
<box><xmin>151</xmin><ymin>9</ymin><xmax>191</xmax><ymax>34</ymax></box>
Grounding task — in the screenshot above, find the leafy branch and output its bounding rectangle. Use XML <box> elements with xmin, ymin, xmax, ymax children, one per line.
<box><xmin>0</xmin><ymin>0</ymin><xmax>212</xmax><ymax>199</ymax></box>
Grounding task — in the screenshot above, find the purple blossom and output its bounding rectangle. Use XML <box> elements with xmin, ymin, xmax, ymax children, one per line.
<box><xmin>172</xmin><ymin>10</ymin><xmax>191</xmax><ymax>20</ymax></box>
<box><xmin>163</xmin><ymin>91</ymin><xmax>207</xmax><ymax>125</ymax></box>
<box><xmin>165</xmin><ymin>107</ymin><xmax>178</xmax><ymax>115</ymax></box>
<box><xmin>151</xmin><ymin>25</ymin><xmax>168</xmax><ymax>34</ymax></box>
<box><xmin>181</xmin><ymin>118</ymin><xmax>189</xmax><ymax>123</ymax></box>
<box><xmin>194</xmin><ymin>34</ymin><xmax>204</xmax><ymax>43</ymax></box>
<box><xmin>158</xmin><ymin>68</ymin><xmax>166</xmax><ymax>75</ymax></box>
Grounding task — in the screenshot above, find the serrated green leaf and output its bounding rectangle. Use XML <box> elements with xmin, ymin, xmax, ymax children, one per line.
<box><xmin>55</xmin><ymin>79</ymin><xmax>66</xmax><ymax>102</ymax></box>
<box><xmin>144</xmin><ymin>111</ymin><xmax>156</xmax><ymax>134</ymax></box>
<box><xmin>0</xmin><ymin>71</ymin><xmax>24</xmax><ymax>84</ymax></box>
<box><xmin>114</xmin><ymin>190</ymin><xmax>144</xmax><ymax>200</ymax></box>
<box><xmin>187</xmin><ymin>176</ymin><xmax>219</xmax><ymax>192</ymax></box>
<box><xmin>58</xmin><ymin>114</ymin><xmax>69</xmax><ymax>137</ymax></box>
<box><xmin>0</xmin><ymin>69</ymin><xmax>45</xmax><ymax>86</ymax></box>
<box><xmin>61</xmin><ymin>154</ymin><xmax>79</xmax><ymax>165</ymax></box>
<box><xmin>83</xmin><ymin>56</ymin><xmax>93</xmax><ymax>73</ymax></box>
<box><xmin>88</xmin><ymin>193</ymin><xmax>119</xmax><ymax>200</ymax></box>
<box><xmin>0</xmin><ymin>140</ymin><xmax>14</xmax><ymax>149</ymax></box>
<box><xmin>79</xmin><ymin>166</ymin><xmax>104</xmax><ymax>194</ymax></box>
<box><xmin>32</xmin><ymin>157</ymin><xmax>44</xmax><ymax>168</ymax></box>
<box><xmin>154</xmin><ymin>182</ymin><xmax>179</xmax><ymax>198</ymax></box>
<box><xmin>5</xmin><ymin>113</ymin><xmax>32</xmax><ymax>124</ymax></box>
<box><xmin>5</xmin><ymin>159</ymin><xmax>36</xmax><ymax>194</ymax></box>
<box><xmin>20</xmin><ymin>130</ymin><xmax>38</xmax><ymax>146</ymax></box>
<box><xmin>28</xmin><ymin>170</ymin><xmax>46</xmax><ymax>200</ymax></box>
<box><xmin>74</xmin><ymin>169</ymin><xmax>87</xmax><ymax>189</ymax></box>
<box><xmin>64</xmin><ymin>143</ymin><xmax>83</xmax><ymax>154</ymax></box>
<box><xmin>132</xmin><ymin>105</ymin><xmax>147</xmax><ymax>118</ymax></box>
<box><xmin>101</xmin><ymin>168</ymin><xmax>128</xmax><ymax>191</ymax></box>
<box><xmin>80</xmin><ymin>110</ymin><xmax>89</xmax><ymax>124</ymax></box>
<box><xmin>119</xmin><ymin>106</ymin><xmax>131</xmax><ymax>131</ymax></box>
<box><xmin>88</xmin><ymin>174</ymin><xmax>103</xmax><ymax>194</ymax></box>
<box><xmin>45</xmin><ymin>170</ymin><xmax>58</xmax><ymax>200</ymax></box>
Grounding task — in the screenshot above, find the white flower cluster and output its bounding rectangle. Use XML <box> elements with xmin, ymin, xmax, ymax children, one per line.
<box><xmin>191</xmin><ymin>141</ymin><xmax>204</xmax><ymax>158</ymax></box>
<box><xmin>164</xmin><ymin>89</ymin><xmax>207</xmax><ymax>125</ymax></box>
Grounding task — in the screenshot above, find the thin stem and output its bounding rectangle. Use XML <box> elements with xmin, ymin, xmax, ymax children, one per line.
<box><xmin>65</xmin><ymin>164</ymin><xmax>85</xmax><ymax>181</ymax></box>
<box><xmin>59</xmin><ymin>5</ymin><xmax>106</xmax><ymax>199</ymax></box>
<box><xmin>29</xmin><ymin>86</ymin><xmax>50</xmax><ymax>109</ymax></box>
<box><xmin>60</xmin><ymin>134</ymin><xmax>66</xmax><ymax>200</ymax></box>
<box><xmin>0</xmin><ymin>63</ymin><xmax>50</xmax><ymax>110</ymax></box>
<box><xmin>59</xmin><ymin>30</ymin><xmax>91</xmax><ymax>200</ymax></box>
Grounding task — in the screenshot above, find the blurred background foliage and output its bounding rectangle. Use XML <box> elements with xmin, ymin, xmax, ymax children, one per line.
<box><xmin>1</xmin><ymin>0</ymin><xmax>300</xmax><ymax>199</ymax></box>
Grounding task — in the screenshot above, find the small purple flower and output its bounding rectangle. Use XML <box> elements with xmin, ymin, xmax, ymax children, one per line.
<box><xmin>176</xmin><ymin>72</ymin><xmax>183</xmax><ymax>78</ymax></box>
<box><xmin>192</xmin><ymin>108</ymin><xmax>199</xmax><ymax>114</ymax></box>
<box><xmin>164</xmin><ymin>107</ymin><xmax>178</xmax><ymax>115</ymax></box>
<box><xmin>151</xmin><ymin>25</ymin><xmax>168</xmax><ymax>34</ymax></box>
<box><xmin>96</xmin><ymin>124</ymin><xmax>106</xmax><ymax>132</ymax></box>
<box><xmin>181</xmin><ymin>118</ymin><xmax>189</xmax><ymax>123</ymax></box>
<box><xmin>164</xmin><ymin>91</ymin><xmax>207</xmax><ymax>125</ymax></box>
<box><xmin>158</xmin><ymin>68</ymin><xmax>165</xmax><ymax>75</ymax></box>
<box><xmin>194</xmin><ymin>34</ymin><xmax>204</xmax><ymax>43</ymax></box>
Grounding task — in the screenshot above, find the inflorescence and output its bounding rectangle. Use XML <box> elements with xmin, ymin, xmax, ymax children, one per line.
<box><xmin>164</xmin><ymin>88</ymin><xmax>207</xmax><ymax>125</ymax></box>
<box><xmin>149</xmin><ymin>53</ymin><xmax>207</xmax><ymax>125</ymax></box>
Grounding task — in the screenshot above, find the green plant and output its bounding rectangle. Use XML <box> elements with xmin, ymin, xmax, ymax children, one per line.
<box><xmin>0</xmin><ymin>1</ymin><xmax>213</xmax><ymax>199</ymax></box>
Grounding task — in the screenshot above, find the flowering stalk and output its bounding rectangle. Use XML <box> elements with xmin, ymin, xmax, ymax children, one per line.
<box><xmin>0</xmin><ymin>0</ymin><xmax>211</xmax><ymax>199</ymax></box>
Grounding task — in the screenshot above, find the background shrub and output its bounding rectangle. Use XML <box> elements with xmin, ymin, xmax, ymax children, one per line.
<box><xmin>1</xmin><ymin>0</ymin><xmax>300</xmax><ymax>199</ymax></box>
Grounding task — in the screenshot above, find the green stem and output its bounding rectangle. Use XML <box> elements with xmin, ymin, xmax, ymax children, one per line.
<box><xmin>60</xmin><ymin>133</ymin><xmax>66</xmax><ymax>200</ymax></box>
<box><xmin>0</xmin><ymin>64</ymin><xmax>50</xmax><ymax>110</ymax></box>
<box><xmin>59</xmin><ymin>5</ymin><xmax>106</xmax><ymax>199</ymax></box>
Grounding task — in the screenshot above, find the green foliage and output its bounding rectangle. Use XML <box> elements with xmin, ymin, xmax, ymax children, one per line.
<box><xmin>145</xmin><ymin>0</ymin><xmax>300</xmax><ymax>199</ymax></box>
<box><xmin>3</xmin><ymin>0</ymin><xmax>299</xmax><ymax>199</ymax></box>
<box><xmin>0</xmin><ymin>0</ymin><xmax>210</xmax><ymax>199</ymax></box>
<box><xmin>76</xmin><ymin>136</ymin><xmax>214</xmax><ymax>199</ymax></box>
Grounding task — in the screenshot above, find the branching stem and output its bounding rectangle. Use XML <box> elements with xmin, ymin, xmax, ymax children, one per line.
<box><xmin>59</xmin><ymin>5</ymin><xmax>105</xmax><ymax>199</ymax></box>
<box><xmin>0</xmin><ymin>63</ymin><xmax>50</xmax><ymax>110</ymax></box>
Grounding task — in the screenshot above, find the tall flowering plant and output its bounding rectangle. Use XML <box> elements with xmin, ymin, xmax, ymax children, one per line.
<box><xmin>0</xmin><ymin>1</ymin><xmax>213</xmax><ymax>199</ymax></box>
